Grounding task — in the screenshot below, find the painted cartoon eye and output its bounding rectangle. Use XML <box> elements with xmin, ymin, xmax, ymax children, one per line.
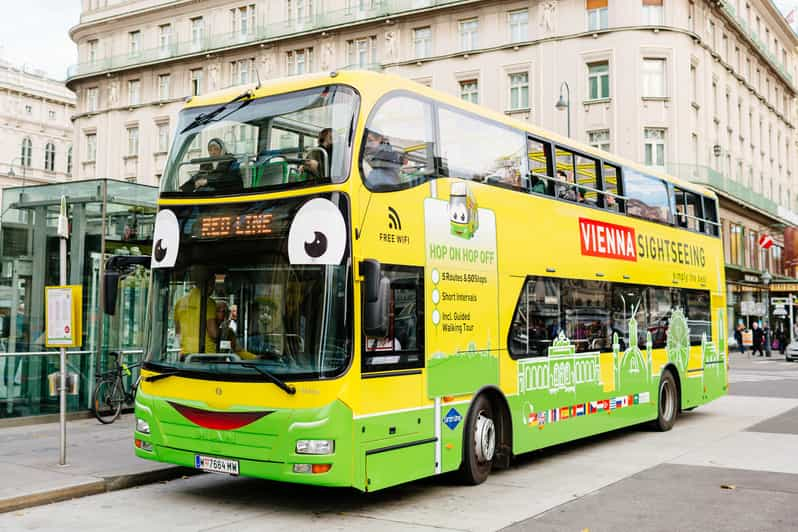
<box><xmin>288</xmin><ymin>198</ymin><xmax>346</xmax><ymax>265</ymax></box>
<box><xmin>151</xmin><ymin>209</ymin><xmax>179</xmax><ymax>268</ymax></box>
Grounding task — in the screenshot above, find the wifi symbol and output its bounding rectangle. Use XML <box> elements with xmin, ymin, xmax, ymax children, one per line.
<box><xmin>387</xmin><ymin>206</ymin><xmax>402</xmax><ymax>230</ymax></box>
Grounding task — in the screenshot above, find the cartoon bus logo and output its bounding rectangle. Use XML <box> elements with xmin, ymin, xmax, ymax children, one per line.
<box><xmin>448</xmin><ymin>181</ymin><xmax>479</xmax><ymax>239</ymax></box>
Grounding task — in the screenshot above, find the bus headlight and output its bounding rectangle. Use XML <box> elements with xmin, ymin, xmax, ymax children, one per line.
<box><xmin>295</xmin><ymin>439</ymin><xmax>334</xmax><ymax>455</ymax></box>
<box><xmin>136</xmin><ymin>417</ymin><xmax>150</xmax><ymax>434</ymax></box>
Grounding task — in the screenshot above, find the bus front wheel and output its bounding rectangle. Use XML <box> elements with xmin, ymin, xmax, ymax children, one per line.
<box><xmin>652</xmin><ymin>370</ymin><xmax>678</xmax><ymax>432</ymax></box>
<box><xmin>459</xmin><ymin>394</ymin><xmax>496</xmax><ymax>485</ymax></box>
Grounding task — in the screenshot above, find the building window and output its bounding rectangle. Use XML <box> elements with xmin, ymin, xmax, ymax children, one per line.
<box><xmin>230</xmin><ymin>58</ymin><xmax>254</xmax><ymax>85</ymax></box>
<box><xmin>88</xmin><ymin>39</ymin><xmax>98</xmax><ymax>63</ymax></box>
<box><xmin>86</xmin><ymin>133</ymin><xmax>97</xmax><ymax>162</ymax></box>
<box><xmin>347</xmin><ymin>36</ymin><xmax>377</xmax><ymax>67</ymax></box>
<box><xmin>346</xmin><ymin>0</ymin><xmax>378</xmax><ymax>15</ymax></box>
<box><xmin>287</xmin><ymin>0</ymin><xmax>315</xmax><ymax>23</ymax></box>
<box><xmin>48</xmin><ymin>110</ymin><xmax>56</xmax><ymax>120</ymax></box>
<box><xmin>191</xmin><ymin>17</ymin><xmax>205</xmax><ymax>48</ymax></box>
<box><xmin>587</xmin><ymin>0</ymin><xmax>608</xmax><ymax>31</ymax></box>
<box><xmin>157</xmin><ymin>123</ymin><xmax>170</xmax><ymax>153</ymax></box>
<box><xmin>642</xmin><ymin>0</ymin><xmax>663</xmax><ymax>24</ymax></box>
<box><xmin>642</xmin><ymin>58</ymin><xmax>666</xmax><ymax>98</ymax></box>
<box><xmin>190</xmin><ymin>68</ymin><xmax>203</xmax><ymax>96</ymax></box>
<box><xmin>459</xmin><ymin>18</ymin><xmax>479</xmax><ymax>51</ymax></box>
<box><xmin>20</xmin><ymin>138</ymin><xmax>32</xmax><ymax>167</ymax></box>
<box><xmin>414</xmin><ymin>27</ymin><xmax>432</xmax><ymax>59</ymax></box>
<box><xmin>644</xmin><ymin>127</ymin><xmax>666</xmax><ymax>169</ymax></box>
<box><xmin>25</xmin><ymin>105</ymin><xmax>32</xmax><ymax>114</ymax></box>
<box><xmin>128</xmin><ymin>30</ymin><xmax>141</xmax><ymax>57</ymax></box>
<box><xmin>158</xmin><ymin>24</ymin><xmax>172</xmax><ymax>52</ymax></box>
<box><xmin>689</xmin><ymin>64</ymin><xmax>697</xmax><ymax>103</ymax></box>
<box><xmin>231</xmin><ymin>4</ymin><xmax>256</xmax><ymax>37</ymax></box>
<box><xmin>589</xmin><ymin>129</ymin><xmax>610</xmax><ymax>151</ymax></box>
<box><xmin>158</xmin><ymin>74</ymin><xmax>170</xmax><ymax>100</ymax></box>
<box><xmin>128</xmin><ymin>79</ymin><xmax>140</xmax><ymax>106</ymax></box>
<box><xmin>127</xmin><ymin>126</ymin><xmax>139</xmax><ymax>157</ymax></box>
<box><xmin>588</xmin><ymin>62</ymin><xmax>610</xmax><ymax>100</ymax></box>
<box><xmin>66</xmin><ymin>145</ymin><xmax>72</xmax><ymax>176</ymax></box>
<box><xmin>509</xmin><ymin>9</ymin><xmax>528</xmax><ymax>43</ymax></box>
<box><xmin>509</xmin><ymin>72</ymin><xmax>529</xmax><ymax>110</ymax></box>
<box><xmin>459</xmin><ymin>79</ymin><xmax>478</xmax><ymax>104</ymax></box>
<box><xmin>287</xmin><ymin>48</ymin><xmax>314</xmax><ymax>75</ymax></box>
<box><xmin>44</xmin><ymin>143</ymin><xmax>56</xmax><ymax>172</ymax></box>
<box><xmin>86</xmin><ymin>87</ymin><xmax>98</xmax><ymax>112</ymax></box>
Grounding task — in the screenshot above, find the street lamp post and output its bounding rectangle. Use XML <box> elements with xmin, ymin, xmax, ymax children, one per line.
<box><xmin>555</xmin><ymin>81</ymin><xmax>571</xmax><ymax>138</ymax></box>
<box><xmin>762</xmin><ymin>270</ymin><xmax>772</xmax><ymax>356</ymax></box>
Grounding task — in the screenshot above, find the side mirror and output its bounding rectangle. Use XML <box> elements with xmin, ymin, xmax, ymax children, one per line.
<box><xmin>361</xmin><ymin>259</ymin><xmax>390</xmax><ymax>337</ymax></box>
<box><xmin>104</xmin><ymin>256</ymin><xmax>151</xmax><ymax>316</ymax></box>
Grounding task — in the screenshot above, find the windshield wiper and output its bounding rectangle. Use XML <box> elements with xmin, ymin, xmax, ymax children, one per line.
<box><xmin>225</xmin><ymin>361</ymin><xmax>296</xmax><ymax>395</ymax></box>
<box><xmin>144</xmin><ymin>371</ymin><xmax>181</xmax><ymax>383</ymax></box>
<box><xmin>180</xmin><ymin>89</ymin><xmax>254</xmax><ymax>134</ymax></box>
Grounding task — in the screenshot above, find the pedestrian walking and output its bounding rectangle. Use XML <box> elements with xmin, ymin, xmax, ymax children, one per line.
<box><xmin>752</xmin><ymin>321</ymin><xmax>765</xmax><ymax>357</ymax></box>
<box><xmin>764</xmin><ymin>322</ymin><xmax>772</xmax><ymax>357</ymax></box>
<box><xmin>734</xmin><ymin>322</ymin><xmax>745</xmax><ymax>355</ymax></box>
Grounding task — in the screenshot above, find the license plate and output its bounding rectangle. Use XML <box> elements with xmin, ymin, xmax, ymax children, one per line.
<box><xmin>195</xmin><ymin>455</ymin><xmax>239</xmax><ymax>475</ymax></box>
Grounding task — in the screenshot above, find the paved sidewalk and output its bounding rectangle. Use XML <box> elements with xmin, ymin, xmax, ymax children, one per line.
<box><xmin>0</xmin><ymin>414</ymin><xmax>192</xmax><ymax>513</ymax></box>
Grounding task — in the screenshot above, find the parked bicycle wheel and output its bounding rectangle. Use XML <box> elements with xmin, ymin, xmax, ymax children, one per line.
<box><xmin>93</xmin><ymin>378</ymin><xmax>124</xmax><ymax>424</ymax></box>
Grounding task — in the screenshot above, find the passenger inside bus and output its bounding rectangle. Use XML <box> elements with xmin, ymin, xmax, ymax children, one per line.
<box><xmin>173</xmin><ymin>268</ymin><xmax>219</xmax><ymax>357</ymax></box>
<box><xmin>363</xmin><ymin>129</ymin><xmax>403</xmax><ymax>188</ymax></box>
<box><xmin>300</xmin><ymin>127</ymin><xmax>333</xmax><ymax>179</ymax></box>
<box><xmin>556</xmin><ymin>170</ymin><xmax>584</xmax><ymax>203</ymax></box>
<box><xmin>181</xmin><ymin>138</ymin><xmax>243</xmax><ymax>193</ymax></box>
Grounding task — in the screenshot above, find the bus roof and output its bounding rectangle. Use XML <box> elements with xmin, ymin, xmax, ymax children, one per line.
<box><xmin>184</xmin><ymin>70</ymin><xmax>716</xmax><ymax>200</ymax></box>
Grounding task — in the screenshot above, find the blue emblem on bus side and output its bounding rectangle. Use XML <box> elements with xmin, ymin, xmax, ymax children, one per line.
<box><xmin>443</xmin><ymin>408</ymin><xmax>463</xmax><ymax>430</ymax></box>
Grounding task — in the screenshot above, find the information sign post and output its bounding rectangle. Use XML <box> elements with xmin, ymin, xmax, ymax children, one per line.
<box><xmin>44</xmin><ymin>196</ymin><xmax>81</xmax><ymax>466</ymax></box>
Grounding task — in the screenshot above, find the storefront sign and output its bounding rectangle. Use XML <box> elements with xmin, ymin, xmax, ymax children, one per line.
<box><xmin>770</xmin><ymin>283</ymin><xmax>798</xmax><ymax>292</ymax></box>
<box><xmin>743</xmin><ymin>274</ymin><xmax>760</xmax><ymax>283</ymax></box>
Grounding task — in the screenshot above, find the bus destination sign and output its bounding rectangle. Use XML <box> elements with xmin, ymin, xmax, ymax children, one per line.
<box><xmin>199</xmin><ymin>213</ymin><xmax>273</xmax><ymax>238</ymax></box>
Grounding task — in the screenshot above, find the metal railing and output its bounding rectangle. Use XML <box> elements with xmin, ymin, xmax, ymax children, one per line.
<box><xmin>666</xmin><ymin>163</ymin><xmax>779</xmax><ymax>216</ymax></box>
<box><xmin>719</xmin><ymin>1</ymin><xmax>793</xmax><ymax>87</ymax></box>
<box><xmin>67</xmin><ymin>0</ymin><xmax>467</xmax><ymax>80</ymax></box>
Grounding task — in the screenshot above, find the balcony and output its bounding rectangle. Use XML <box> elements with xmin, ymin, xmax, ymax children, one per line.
<box><xmin>666</xmin><ymin>163</ymin><xmax>779</xmax><ymax>217</ymax></box>
<box><xmin>720</xmin><ymin>0</ymin><xmax>794</xmax><ymax>89</ymax></box>
<box><xmin>67</xmin><ymin>0</ymin><xmax>467</xmax><ymax>81</ymax></box>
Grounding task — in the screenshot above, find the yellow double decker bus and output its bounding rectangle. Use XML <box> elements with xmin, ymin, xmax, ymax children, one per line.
<box><xmin>126</xmin><ymin>71</ymin><xmax>727</xmax><ymax>491</ymax></box>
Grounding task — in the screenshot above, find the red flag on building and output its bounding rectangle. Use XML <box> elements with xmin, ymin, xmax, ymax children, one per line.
<box><xmin>759</xmin><ymin>234</ymin><xmax>774</xmax><ymax>249</ymax></box>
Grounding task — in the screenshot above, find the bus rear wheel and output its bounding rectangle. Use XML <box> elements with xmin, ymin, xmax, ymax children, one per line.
<box><xmin>652</xmin><ymin>370</ymin><xmax>678</xmax><ymax>432</ymax></box>
<box><xmin>459</xmin><ymin>394</ymin><xmax>496</xmax><ymax>485</ymax></box>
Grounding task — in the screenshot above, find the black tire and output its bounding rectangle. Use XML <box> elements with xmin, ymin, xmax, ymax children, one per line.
<box><xmin>652</xmin><ymin>370</ymin><xmax>678</xmax><ymax>432</ymax></box>
<box><xmin>93</xmin><ymin>378</ymin><xmax>124</xmax><ymax>424</ymax></box>
<box><xmin>458</xmin><ymin>395</ymin><xmax>496</xmax><ymax>485</ymax></box>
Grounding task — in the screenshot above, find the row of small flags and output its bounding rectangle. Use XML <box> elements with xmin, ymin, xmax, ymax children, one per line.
<box><xmin>527</xmin><ymin>392</ymin><xmax>651</xmax><ymax>426</ymax></box>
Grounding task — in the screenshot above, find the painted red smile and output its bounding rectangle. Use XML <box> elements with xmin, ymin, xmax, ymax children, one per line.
<box><xmin>169</xmin><ymin>402</ymin><xmax>272</xmax><ymax>430</ymax></box>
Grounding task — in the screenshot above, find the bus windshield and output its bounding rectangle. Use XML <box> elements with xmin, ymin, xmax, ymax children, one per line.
<box><xmin>161</xmin><ymin>85</ymin><xmax>358</xmax><ymax>195</ymax></box>
<box><xmin>145</xmin><ymin>195</ymin><xmax>352</xmax><ymax>380</ymax></box>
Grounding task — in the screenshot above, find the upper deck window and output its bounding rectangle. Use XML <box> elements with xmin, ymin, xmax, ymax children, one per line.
<box><xmin>623</xmin><ymin>168</ymin><xmax>670</xmax><ymax>223</ymax></box>
<box><xmin>361</xmin><ymin>94</ymin><xmax>435</xmax><ymax>191</ymax></box>
<box><xmin>161</xmin><ymin>85</ymin><xmax>358</xmax><ymax>196</ymax></box>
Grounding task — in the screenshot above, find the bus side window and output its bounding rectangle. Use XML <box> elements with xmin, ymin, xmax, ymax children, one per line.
<box><xmin>575</xmin><ymin>153</ymin><xmax>600</xmax><ymax>206</ymax></box>
<box><xmin>602</xmin><ymin>163</ymin><xmax>622</xmax><ymax>212</ymax></box>
<box><xmin>674</xmin><ymin>188</ymin><xmax>688</xmax><ymax>228</ymax></box>
<box><xmin>623</xmin><ymin>168</ymin><xmax>671</xmax><ymax>224</ymax></box>
<box><xmin>554</xmin><ymin>147</ymin><xmax>582</xmax><ymax>203</ymax></box>
<box><xmin>528</xmin><ymin>137</ymin><xmax>552</xmax><ymax>195</ymax></box>
<box><xmin>685</xmin><ymin>191</ymin><xmax>704</xmax><ymax>233</ymax></box>
<box><xmin>703</xmin><ymin>196</ymin><xmax>719</xmax><ymax>236</ymax></box>
<box><xmin>508</xmin><ymin>277</ymin><xmax>561</xmax><ymax>358</ymax></box>
<box><xmin>438</xmin><ymin>106</ymin><xmax>526</xmax><ymax>189</ymax></box>
<box><xmin>362</xmin><ymin>265</ymin><xmax>425</xmax><ymax>372</ymax></box>
<box><xmin>362</xmin><ymin>95</ymin><xmax>435</xmax><ymax>191</ymax></box>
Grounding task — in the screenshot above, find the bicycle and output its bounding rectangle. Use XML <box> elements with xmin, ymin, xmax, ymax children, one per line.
<box><xmin>93</xmin><ymin>352</ymin><xmax>140</xmax><ymax>424</ymax></box>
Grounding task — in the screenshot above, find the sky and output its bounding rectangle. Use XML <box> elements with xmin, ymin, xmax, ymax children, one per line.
<box><xmin>0</xmin><ymin>1</ymin><xmax>81</xmax><ymax>80</ymax></box>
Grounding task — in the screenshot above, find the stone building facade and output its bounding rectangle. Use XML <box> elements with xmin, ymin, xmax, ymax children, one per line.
<box><xmin>0</xmin><ymin>59</ymin><xmax>75</xmax><ymax>189</ymax></box>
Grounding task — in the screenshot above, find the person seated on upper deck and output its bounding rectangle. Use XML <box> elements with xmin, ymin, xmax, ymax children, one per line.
<box><xmin>556</xmin><ymin>170</ymin><xmax>584</xmax><ymax>203</ymax></box>
<box><xmin>300</xmin><ymin>128</ymin><xmax>333</xmax><ymax>179</ymax></box>
<box><xmin>363</xmin><ymin>129</ymin><xmax>403</xmax><ymax>188</ymax></box>
<box><xmin>181</xmin><ymin>138</ymin><xmax>243</xmax><ymax>193</ymax></box>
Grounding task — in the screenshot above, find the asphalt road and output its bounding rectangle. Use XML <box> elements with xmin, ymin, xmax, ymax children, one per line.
<box><xmin>3</xmin><ymin>353</ymin><xmax>797</xmax><ymax>532</ymax></box>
